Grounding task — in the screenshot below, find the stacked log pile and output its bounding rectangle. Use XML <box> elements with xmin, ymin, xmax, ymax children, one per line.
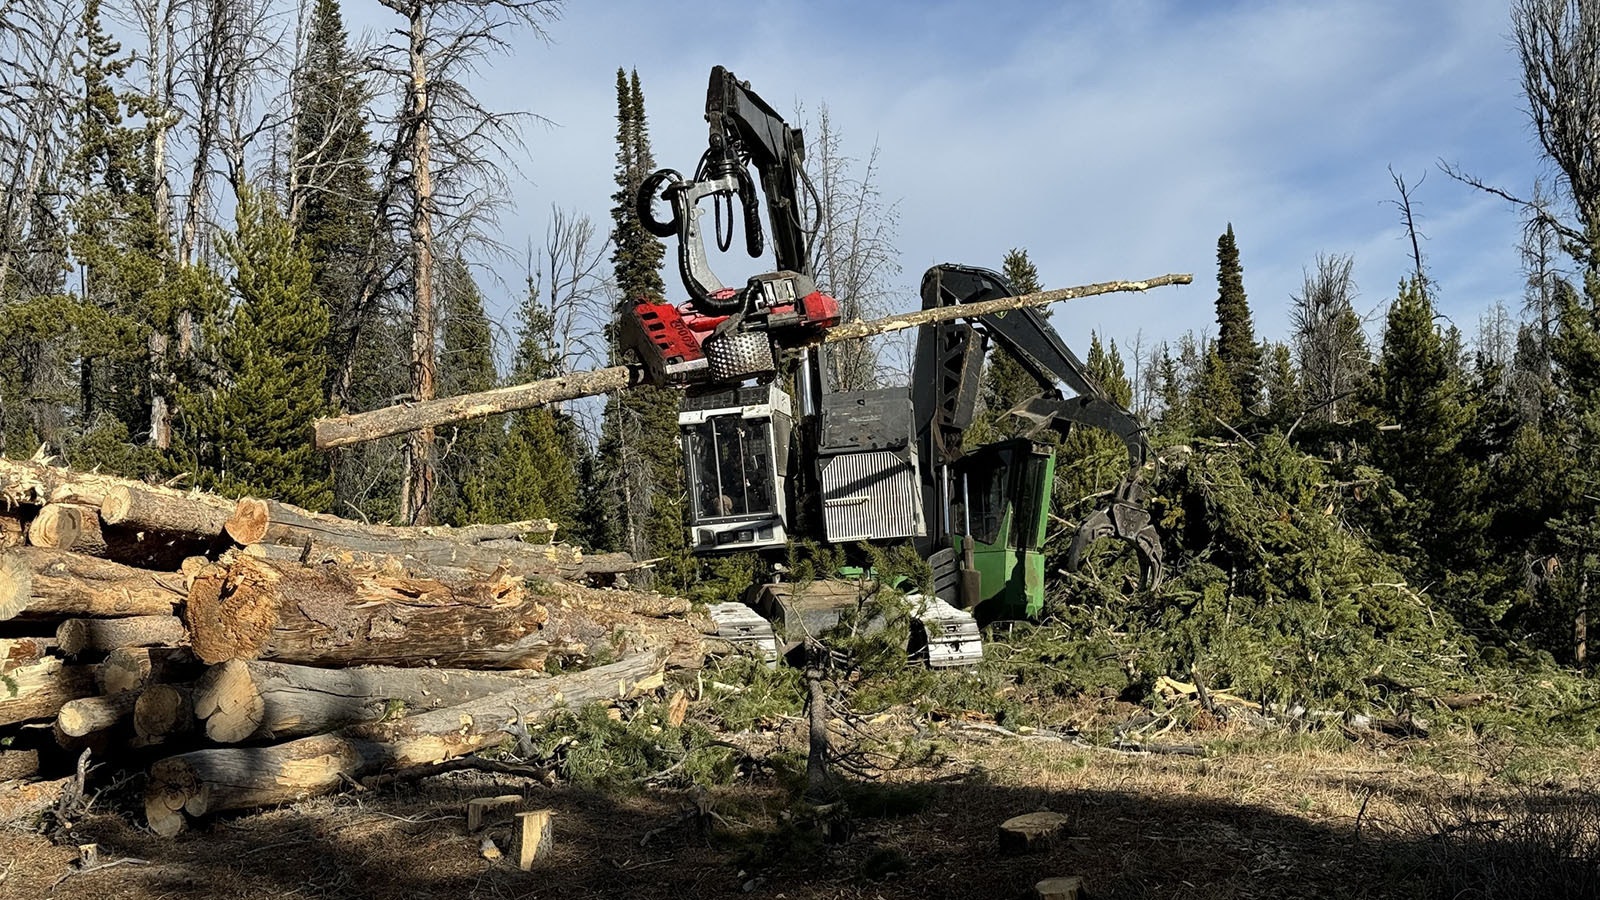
<box><xmin>0</xmin><ymin>457</ymin><xmax>707</xmax><ymax>835</ymax></box>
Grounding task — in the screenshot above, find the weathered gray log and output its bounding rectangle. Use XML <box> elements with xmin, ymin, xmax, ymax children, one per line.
<box><xmin>192</xmin><ymin>658</ymin><xmax>550</xmax><ymax>743</ymax></box>
<box><xmin>56</xmin><ymin>616</ymin><xmax>188</xmax><ymax>657</ymax></box>
<box><xmin>145</xmin><ymin>652</ymin><xmax>662</xmax><ymax>836</ymax></box>
<box><xmin>1</xmin><ymin>548</ymin><xmax>185</xmax><ymax>621</ymax></box>
<box><xmin>310</xmin><ymin>273</ymin><xmax>1194</xmax><ymax>450</ymax></box>
<box><xmin>182</xmin><ymin>553</ymin><xmax>610</xmax><ymax>669</ymax></box>
<box><xmin>56</xmin><ymin>690</ymin><xmax>140</xmax><ymax>738</ymax></box>
<box><xmin>0</xmin><ymin>656</ymin><xmax>96</xmax><ymax>726</ymax></box>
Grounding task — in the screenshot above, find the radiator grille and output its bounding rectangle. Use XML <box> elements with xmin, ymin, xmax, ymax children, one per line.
<box><xmin>820</xmin><ymin>450</ymin><xmax>924</xmax><ymax>541</ymax></box>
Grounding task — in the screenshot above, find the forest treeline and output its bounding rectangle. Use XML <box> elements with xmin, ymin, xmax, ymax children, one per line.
<box><xmin>3</xmin><ymin>0</ymin><xmax>1600</xmax><ymax>683</ymax></box>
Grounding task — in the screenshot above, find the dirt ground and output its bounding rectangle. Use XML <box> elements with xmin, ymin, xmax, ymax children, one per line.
<box><xmin>3</xmin><ymin>726</ymin><xmax>1588</xmax><ymax>900</ymax></box>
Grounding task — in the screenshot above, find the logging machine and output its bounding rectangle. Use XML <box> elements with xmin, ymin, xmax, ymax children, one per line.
<box><xmin>618</xmin><ymin>66</ymin><xmax>1167</xmax><ymax>666</ymax></box>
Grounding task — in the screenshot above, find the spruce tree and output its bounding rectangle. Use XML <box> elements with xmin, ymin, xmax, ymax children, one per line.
<box><xmin>188</xmin><ymin>189</ymin><xmax>331</xmax><ymax>509</ymax></box>
<box><xmin>596</xmin><ymin>69</ymin><xmax>686</xmax><ymax>580</ymax></box>
<box><xmin>1213</xmin><ymin>224</ymin><xmax>1260</xmax><ymax>418</ymax></box>
<box><xmin>970</xmin><ymin>248</ymin><xmax>1044</xmax><ymax>441</ymax></box>
<box><xmin>435</xmin><ymin>257</ymin><xmax>502</xmax><ymax>526</ymax></box>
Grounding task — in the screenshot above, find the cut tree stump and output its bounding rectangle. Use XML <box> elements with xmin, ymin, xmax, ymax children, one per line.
<box><xmin>466</xmin><ymin>795</ymin><xmax>523</xmax><ymax>831</ymax></box>
<box><xmin>192</xmin><ymin>659</ymin><xmax>551</xmax><ymax>742</ymax></box>
<box><xmin>511</xmin><ymin>810</ymin><xmax>554</xmax><ymax>869</ymax></box>
<box><xmin>998</xmin><ymin>811</ymin><xmax>1071</xmax><ymax>855</ymax></box>
<box><xmin>183</xmin><ymin>553</ymin><xmax>599</xmax><ymax>669</ymax></box>
<box><xmin>1</xmin><ymin>656</ymin><xmax>96</xmax><ymax>726</ymax></box>
<box><xmin>1035</xmin><ymin>876</ymin><xmax>1085</xmax><ymax>900</ymax></box>
<box><xmin>2</xmin><ymin>548</ymin><xmax>185</xmax><ymax>621</ymax></box>
<box><xmin>57</xmin><ymin>616</ymin><xmax>188</xmax><ymax>657</ymax></box>
<box><xmin>56</xmin><ymin>691</ymin><xmax>140</xmax><ymax>738</ymax></box>
<box><xmin>144</xmin><ymin>652</ymin><xmax>662</xmax><ymax>836</ymax></box>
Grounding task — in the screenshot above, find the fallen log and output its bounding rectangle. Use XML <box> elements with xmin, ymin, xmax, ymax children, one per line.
<box><xmin>193</xmin><ymin>658</ymin><xmax>551</xmax><ymax>743</ymax></box>
<box><xmin>145</xmin><ymin>652</ymin><xmax>662</xmax><ymax>836</ymax></box>
<box><xmin>0</xmin><ymin>457</ymin><xmax>146</xmax><ymax>508</ymax></box>
<box><xmin>183</xmin><ymin>553</ymin><xmax>603</xmax><ymax>669</ymax></box>
<box><xmin>57</xmin><ymin>616</ymin><xmax>188</xmax><ymax>657</ymax></box>
<box><xmin>57</xmin><ymin>691</ymin><xmax>140</xmax><ymax>738</ymax></box>
<box><xmin>1</xmin><ymin>548</ymin><xmax>185</xmax><ymax>621</ymax></box>
<box><xmin>1</xmin><ymin>656</ymin><xmax>96</xmax><ymax>725</ymax></box>
<box><xmin>100</xmin><ymin>485</ymin><xmax>263</xmax><ymax>545</ymax></box>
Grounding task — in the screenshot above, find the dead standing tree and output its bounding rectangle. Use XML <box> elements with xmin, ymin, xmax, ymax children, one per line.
<box><xmin>369</xmin><ymin>0</ymin><xmax>561</xmax><ymax>524</ymax></box>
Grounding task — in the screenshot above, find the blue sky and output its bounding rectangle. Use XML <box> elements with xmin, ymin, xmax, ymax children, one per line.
<box><xmin>349</xmin><ymin>0</ymin><xmax>1547</xmax><ymax>367</ymax></box>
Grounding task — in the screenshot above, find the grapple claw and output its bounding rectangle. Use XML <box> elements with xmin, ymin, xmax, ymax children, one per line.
<box><xmin>1066</xmin><ymin>477</ymin><xmax>1164</xmax><ymax>590</ymax></box>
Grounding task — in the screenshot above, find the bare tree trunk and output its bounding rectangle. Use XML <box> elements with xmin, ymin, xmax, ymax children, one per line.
<box><xmin>400</xmin><ymin>0</ymin><xmax>437</xmax><ymax>525</ymax></box>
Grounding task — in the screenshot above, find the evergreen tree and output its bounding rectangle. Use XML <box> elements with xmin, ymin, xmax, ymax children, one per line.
<box><xmin>1365</xmin><ymin>277</ymin><xmax>1489</xmax><ymax>629</ymax></box>
<box><xmin>435</xmin><ymin>257</ymin><xmax>502</xmax><ymax>526</ymax></box>
<box><xmin>183</xmin><ymin>189</ymin><xmax>331</xmax><ymax>508</ymax></box>
<box><xmin>971</xmin><ymin>248</ymin><xmax>1044</xmax><ymax>441</ymax></box>
<box><xmin>596</xmin><ymin>68</ymin><xmax>685</xmax><ymax>580</ymax></box>
<box><xmin>1054</xmin><ymin>333</ymin><xmax>1135</xmax><ymax>561</ymax></box>
<box><xmin>1260</xmin><ymin>342</ymin><xmax>1303</xmax><ymax>431</ymax></box>
<box><xmin>1213</xmin><ymin>224</ymin><xmax>1259</xmax><ymax>418</ymax></box>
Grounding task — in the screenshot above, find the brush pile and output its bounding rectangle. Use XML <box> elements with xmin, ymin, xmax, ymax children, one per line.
<box><xmin>0</xmin><ymin>455</ymin><xmax>709</xmax><ymax>835</ymax></box>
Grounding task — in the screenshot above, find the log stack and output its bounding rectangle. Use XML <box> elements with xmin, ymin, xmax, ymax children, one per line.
<box><xmin>0</xmin><ymin>457</ymin><xmax>705</xmax><ymax>834</ymax></box>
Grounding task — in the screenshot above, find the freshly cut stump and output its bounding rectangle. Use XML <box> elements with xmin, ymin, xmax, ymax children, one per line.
<box><xmin>998</xmin><ymin>811</ymin><xmax>1071</xmax><ymax>855</ymax></box>
<box><xmin>1035</xmin><ymin>876</ymin><xmax>1085</xmax><ymax>900</ymax></box>
<box><xmin>512</xmin><ymin>810</ymin><xmax>554</xmax><ymax>870</ymax></box>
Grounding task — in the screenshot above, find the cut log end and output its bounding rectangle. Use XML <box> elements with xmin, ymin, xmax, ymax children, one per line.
<box><xmin>99</xmin><ymin>485</ymin><xmax>135</xmax><ymax>526</ymax></box>
<box><xmin>57</xmin><ymin>692</ymin><xmax>139</xmax><ymax>738</ymax></box>
<box><xmin>224</xmin><ymin>498</ymin><xmax>270</xmax><ymax>545</ymax></box>
<box><xmin>135</xmin><ymin>683</ymin><xmax>196</xmax><ymax>743</ymax></box>
<box><xmin>194</xmin><ymin>659</ymin><xmax>265</xmax><ymax>743</ymax></box>
<box><xmin>0</xmin><ymin>549</ymin><xmax>28</xmax><ymax>620</ymax></box>
<box><xmin>28</xmin><ymin>504</ymin><xmax>84</xmax><ymax>550</ymax></box>
<box><xmin>1035</xmin><ymin>876</ymin><xmax>1086</xmax><ymax>900</ymax></box>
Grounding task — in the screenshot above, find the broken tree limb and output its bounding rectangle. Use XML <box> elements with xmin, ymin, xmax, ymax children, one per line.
<box><xmin>314</xmin><ymin>365</ymin><xmax>639</xmax><ymax>450</ymax></box>
<box><xmin>144</xmin><ymin>652</ymin><xmax>663</xmax><ymax>836</ymax></box>
<box><xmin>192</xmin><ymin>658</ymin><xmax>551</xmax><ymax>743</ymax></box>
<box><xmin>1</xmin><ymin>548</ymin><xmax>186</xmax><ymax>621</ymax></box>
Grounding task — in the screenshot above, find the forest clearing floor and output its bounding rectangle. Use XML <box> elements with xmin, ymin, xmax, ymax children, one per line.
<box><xmin>3</xmin><ymin>708</ymin><xmax>1597</xmax><ymax>900</ymax></box>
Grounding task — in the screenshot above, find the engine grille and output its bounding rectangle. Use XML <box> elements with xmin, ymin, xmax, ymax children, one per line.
<box><xmin>820</xmin><ymin>450</ymin><xmax>924</xmax><ymax>541</ymax></box>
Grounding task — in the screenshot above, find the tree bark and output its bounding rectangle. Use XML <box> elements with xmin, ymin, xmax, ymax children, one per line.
<box><xmin>400</xmin><ymin>0</ymin><xmax>437</xmax><ymax>526</ymax></box>
<box><xmin>101</xmin><ymin>484</ymin><xmax>262</xmax><ymax>545</ymax></box>
<box><xmin>192</xmin><ymin>658</ymin><xmax>550</xmax><ymax>742</ymax></box>
<box><xmin>56</xmin><ymin>616</ymin><xmax>189</xmax><ymax>657</ymax></box>
<box><xmin>145</xmin><ymin>652</ymin><xmax>660</xmax><ymax>836</ymax></box>
<box><xmin>182</xmin><ymin>553</ymin><xmax>608</xmax><ymax>669</ymax></box>
<box><xmin>1</xmin><ymin>548</ymin><xmax>185</xmax><ymax>621</ymax></box>
<box><xmin>314</xmin><ymin>365</ymin><xmax>637</xmax><ymax>450</ymax></box>
<box><xmin>0</xmin><ymin>656</ymin><xmax>95</xmax><ymax>726</ymax></box>
<box><xmin>56</xmin><ymin>690</ymin><xmax>140</xmax><ymax>738</ymax></box>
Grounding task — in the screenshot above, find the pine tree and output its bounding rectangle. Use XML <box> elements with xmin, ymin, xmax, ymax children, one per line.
<box><xmin>435</xmin><ymin>257</ymin><xmax>502</xmax><ymax>526</ymax></box>
<box><xmin>183</xmin><ymin>189</ymin><xmax>331</xmax><ymax>508</ymax></box>
<box><xmin>596</xmin><ymin>69</ymin><xmax>686</xmax><ymax>581</ymax></box>
<box><xmin>1213</xmin><ymin>224</ymin><xmax>1259</xmax><ymax>418</ymax></box>
<box><xmin>970</xmin><ymin>248</ymin><xmax>1044</xmax><ymax>440</ymax></box>
<box><xmin>1260</xmin><ymin>342</ymin><xmax>1303</xmax><ymax>430</ymax></box>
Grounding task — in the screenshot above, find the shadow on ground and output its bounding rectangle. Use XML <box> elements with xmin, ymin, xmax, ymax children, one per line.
<box><xmin>5</xmin><ymin>762</ymin><xmax>1597</xmax><ymax>900</ymax></box>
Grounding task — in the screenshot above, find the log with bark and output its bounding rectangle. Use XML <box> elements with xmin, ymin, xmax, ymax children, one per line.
<box><xmin>183</xmin><ymin>553</ymin><xmax>611</xmax><ymax>669</ymax></box>
<box><xmin>100</xmin><ymin>485</ymin><xmax>263</xmax><ymax>546</ymax></box>
<box><xmin>56</xmin><ymin>691</ymin><xmax>140</xmax><ymax>739</ymax></box>
<box><xmin>310</xmin><ymin>273</ymin><xmax>1194</xmax><ymax>449</ymax></box>
<box><xmin>192</xmin><ymin>659</ymin><xmax>552</xmax><ymax>742</ymax></box>
<box><xmin>56</xmin><ymin>616</ymin><xmax>189</xmax><ymax>657</ymax></box>
<box><xmin>1</xmin><ymin>656</ymin><xmax>96</xmax><ymax>726</ymax></box>
<box><xmin>0</xmin><ymin>548</ymin><xmax>185</xmax><ymax>621</ymax></box>
<box><xmin>144</xmin><ymin>652</ymin><xmax>662</xmax><ymax>835</ymax></box>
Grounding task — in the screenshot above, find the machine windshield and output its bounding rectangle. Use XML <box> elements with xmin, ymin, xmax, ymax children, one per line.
<box><xmin>686</xmin><ymin>416</ymin><xmax>775</xmax><ymax>521</ymax></box>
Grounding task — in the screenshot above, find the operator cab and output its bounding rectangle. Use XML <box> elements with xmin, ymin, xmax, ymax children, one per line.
<box><xmin>950</xmin><ymin>439</ymin><xmax>1055</xmax><ymax>622</ymax></box>
<box><xmin>680</xmin><ymin>383</ymin><xmax>792</xmax><ymax>552</ymax></box>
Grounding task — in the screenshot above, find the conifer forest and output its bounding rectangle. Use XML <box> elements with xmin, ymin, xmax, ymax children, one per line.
<box><xmin>4</xmin><ymin>1</ymin><xmax>1600</xmax><ymax>899</ymax></box>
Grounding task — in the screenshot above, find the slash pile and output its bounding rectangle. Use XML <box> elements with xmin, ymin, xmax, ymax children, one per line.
<box><xmin>0</xmin><ymin>455</ymin><xmax>710</xmax><ymax>835</ymax></box>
